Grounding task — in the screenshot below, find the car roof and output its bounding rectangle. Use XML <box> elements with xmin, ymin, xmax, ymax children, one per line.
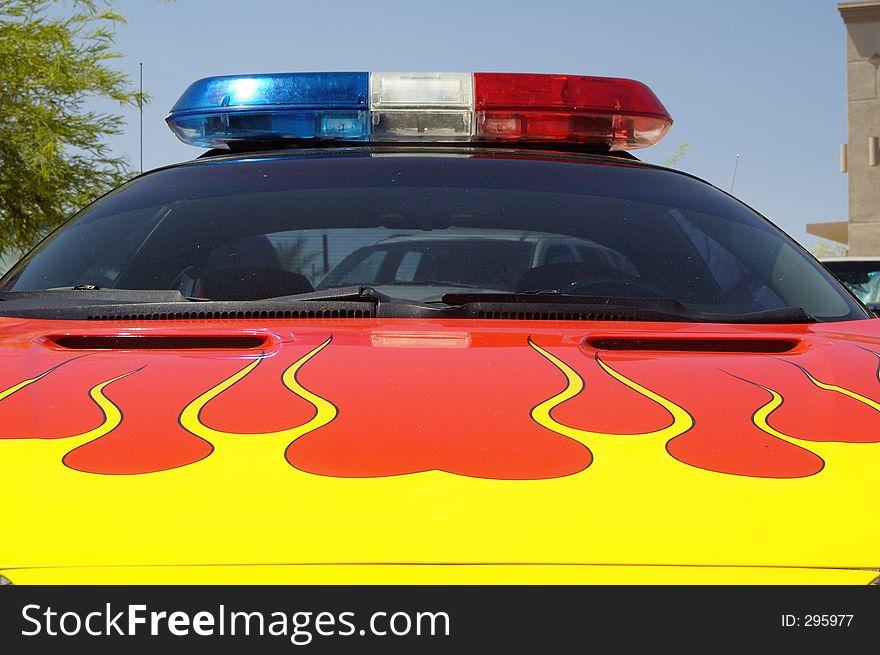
<box><xmin>166</xmin><ymin>144</ymin><xmax>678</xmax><ymax>178</ymax></box>
<box><xmin>195</xmin><ymin>142</ymin><xmax>643</xmax><ymax>163</ymax></box>
<box><xmin>130</xmin><ymin>144</ymin><xmax>716</xmax><ymax>202</ymax></box>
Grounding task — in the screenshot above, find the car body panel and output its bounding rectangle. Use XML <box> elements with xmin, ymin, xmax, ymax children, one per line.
<box><xmin>821</xmin><ymin>256</ymin><xmax>880</xmax><ymax>305</ymax></box>
<box><xmin>2</xmin><ymin>316</ymin><xmax>879</xmax><ymax>574</ymax></box>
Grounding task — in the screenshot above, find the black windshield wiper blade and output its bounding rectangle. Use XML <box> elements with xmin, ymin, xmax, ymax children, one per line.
<box><xmin>441</xmin><ymin>292</ymin><xmax>816</xmax><ymax>324</ymax></box>
<box><xmin>0</xmin><ymin>287</ymin><xmax>383</xmax><ymax>320</ymax></box>
<box><xmin>263</xmin><ymin>286</ymin><xmax>385</xmax><ymax>303</ymax></box>
<box><xmin>442</xmin><ymin>292</ymin><xmax>691</xmax><ymax>312</ymax></box>
<box><xmin>264</xmin><ymin>286</ymin><xmax>439</xmax><ymax>318</ymax></box>
<box><xmin>0</xmin><ymin>289</ymin><xmax>195</xmax><ymax>304</ymax></box>
<box><xmin>716</xmin><ymin>307</ymin><xmax>816</xmax><ymax>324</ymax></box>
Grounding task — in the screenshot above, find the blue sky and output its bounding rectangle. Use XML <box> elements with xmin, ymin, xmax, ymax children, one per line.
<box><xmin>101</xmin><ymin>0</ymin><xmax>849</xmax><ymax>248</ymax></box>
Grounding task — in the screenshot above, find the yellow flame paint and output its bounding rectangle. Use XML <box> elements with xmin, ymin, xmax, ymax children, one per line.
<box><xmin>528</xmin><ymin>340</ymin><xmax>693</xmax><ymax>445</ymax></box>
<box><xmin>179</xmin><ymin>337</ymin><xmax>336</xmax><ymax>447</ymax></box>
<box><xmin>798</xmin><ymin>367</ymin><xmax>880</xmax><ymax>412</ymax></box>
<box><xmin>0</xmin><ymin>359</ymin><xmax>78</xmax><ymax>403</ymax></box>
<box><xmin>0</xmin><ymin>368</ymin><xmax>139</xmax><ymax>465</ymax></box>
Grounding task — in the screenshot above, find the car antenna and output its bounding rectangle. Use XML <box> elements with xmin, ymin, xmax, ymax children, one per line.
<box><xmin>729</xmin><ymin>153</ymin><xmax>740</xmax><ymax>193</ymax></box>
<box><xmin>139</xmin><ymin>62</ymin><xmax>144</xmax><ymax>174</ymax></box>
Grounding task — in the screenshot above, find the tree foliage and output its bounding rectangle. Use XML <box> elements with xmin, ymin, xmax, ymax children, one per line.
<box><xmin>809</xmin><ymin>240</ymin><xmax>848</xmax><ymax>258</ymax></box>
<box><xmin>0</xmin><ymin>0</ymin><xmax>144</xmax><ymax>256</ymax></box>
<box><xmin>663</xmin><ymin>141</ymin><xmax>689</xmax><ymax>168</ymax></box>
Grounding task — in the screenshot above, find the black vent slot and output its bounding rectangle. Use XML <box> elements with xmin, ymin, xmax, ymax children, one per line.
<box><xmin>86</xmin><ymin>308</ymin><xmax>371</xmax><ymax>321</ymax></box>
<box><xmin>52</xmin><ymin>336</ymin><xmax>267</xmax><ymax>350</ymax></box>
<box><xmin>475</xmin><ymin>310</ymin><xmax>647</xmax><ymax>321</ymax></box>
<box><xmin>588</xmin><ymin>338</ymin><xmax>797</xmax><ymax>353</ymax></box>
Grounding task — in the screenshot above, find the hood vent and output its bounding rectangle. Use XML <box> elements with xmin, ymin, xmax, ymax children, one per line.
<box><xmin>51</xmin><ymin>336</ymin><xmax>267</xmax><ymax>350</ymax></box>
<box><xmin>588</xmin><ymin>338</ymin><xmax>797</xmax><ymax>353</ymax></box>
<box><xmin>85</xmin><ymin>308</ymin><xmax>372</xmax><ymax>321</ymax></box>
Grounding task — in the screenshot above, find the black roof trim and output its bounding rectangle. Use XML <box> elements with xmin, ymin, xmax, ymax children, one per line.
<box><xmin>196</xmin><ymin>140</ymin><xmax>640</xmax><ymax>161</ymax></box>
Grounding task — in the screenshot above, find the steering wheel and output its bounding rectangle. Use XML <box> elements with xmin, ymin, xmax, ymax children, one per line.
<box><xmin>565</xmin><ymin>277</ymin><xmax>669</xmax><ymax>298</ymax></box>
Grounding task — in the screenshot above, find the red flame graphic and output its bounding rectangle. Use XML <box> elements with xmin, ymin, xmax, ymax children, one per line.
<box><xmin>4</xmin><ymin>333</ymin><xmax>880</xmax><ymax>480</ymax></box>
<box><xmin>286</xmin><ymin>337</ymin><xmax>592</xmax><ymax>479</ymax></box>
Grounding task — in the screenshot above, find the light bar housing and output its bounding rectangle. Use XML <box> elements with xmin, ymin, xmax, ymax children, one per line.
<box><xmin>370</xmin><ymin>72</ymin><xmax>474</xmax><ymax>140</ymax></box>
<box><xmin>474</xmin><ymin>73</ymin><xmax>671</xmax><ymax>149</ymax></box>
<box><xmin>167</xmin><ymin>72</ymin><xmax>671</xmax><ymax>150</ymax></box>
<box><xmin>167</xmin><ymin>72</ymin><xmax>369</xmax><ymax>147</ymax></box>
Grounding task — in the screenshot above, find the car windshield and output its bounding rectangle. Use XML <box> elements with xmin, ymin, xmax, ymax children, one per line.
<box><xmin>0</xmin><ymin>150</ymin><xmax>864</xmax><ymax>321</ymax></box>
<box><xmin>822</xmin><ymin>260</ymin><xmax>880</xmax><ymax>305</ymax></box>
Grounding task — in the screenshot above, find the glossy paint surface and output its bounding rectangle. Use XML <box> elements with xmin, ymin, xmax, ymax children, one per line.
<box><xmin>1</xmin><ymin>317</ymin><xmax>879</xmax><ymax>579</ymax></box>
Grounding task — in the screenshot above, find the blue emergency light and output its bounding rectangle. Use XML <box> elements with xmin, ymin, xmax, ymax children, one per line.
<box><xmin>167</xmin><ymin>72</ymin><xmax>369</xmax><ymax>146</ymax></box>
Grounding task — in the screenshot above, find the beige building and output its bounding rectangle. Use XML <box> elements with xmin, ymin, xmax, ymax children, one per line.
<box><xmin>809</xmin><ymin>1</ymin><xmax>880</xmax><ymax>253</ymax></box>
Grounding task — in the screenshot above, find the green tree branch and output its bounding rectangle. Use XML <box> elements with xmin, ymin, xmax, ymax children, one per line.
<box><xmin>0</xmin><ymin>0</ymin><xmax>146</xmax><ymax>256</ymax></box>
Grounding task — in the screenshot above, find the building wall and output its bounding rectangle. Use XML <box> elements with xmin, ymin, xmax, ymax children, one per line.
<box><xmin>842</xmin><ymin>2</ymin><xmax>880</xmax><ymax>255</ymax></box>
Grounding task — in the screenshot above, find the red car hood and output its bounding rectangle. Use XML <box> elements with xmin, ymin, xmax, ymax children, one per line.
<box><xmin>1</xmin><ymin>316</ymin><xmax>879</xmax><ymax>571</ymax></box>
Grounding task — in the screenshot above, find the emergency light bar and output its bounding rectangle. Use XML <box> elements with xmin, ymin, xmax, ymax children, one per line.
<box><xmin>167</xmin><ymin>72</ymin><xmax>671</xmax><ymax>150</ymax></box>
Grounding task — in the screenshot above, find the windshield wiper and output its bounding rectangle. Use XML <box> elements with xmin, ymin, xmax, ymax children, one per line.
<box><xmin>0</xmin><ymin>288</ymin><xmax>196</xmax><ymax>304</ymax></box>
<box><xmin>443</xmin><ymin>292</ymin><xmax>691</xmax><ymax>312</ymax></box>
<box><xmin>266</xmin><ymin>286</ymin><xmax>439</xmax><ymax>319</ymax></box>
<box><xmin>440</xmin><ymin>292</ymin><xmax>816</xmax><ymax>324</ymax></box>
<box><xmin>263</xmin><ymin>286</ymin><xmax>383</xmax><ymax>303</ymax></box>
<box><xmin>711</xmin><ymin>306</ymin><xmax>817</xmax><ymax>324</ymax></box>
<box><xmin>0</xmin><ymin>285</ymin><xmax>390</xmax><ymax>320</ymax></box>
<box><xmin>0</xmin><ymin>285</ymin><xmax>816</xmax><ymax>323</ymax></box>
<box><xmin>0</xmin><ymin>286</ymin><xmax>384</xmax><ymax>305</ymax></box>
